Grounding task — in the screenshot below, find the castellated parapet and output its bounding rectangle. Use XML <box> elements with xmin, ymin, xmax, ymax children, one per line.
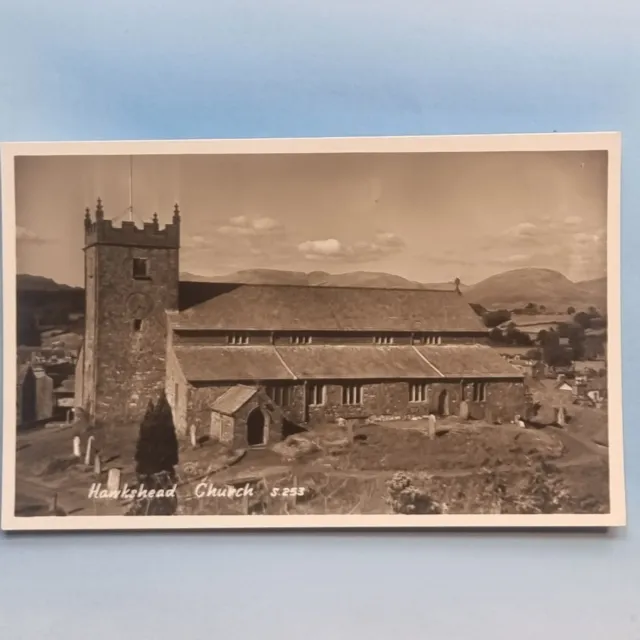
<box><xmin>83</xmin><ymin>198</ymin><xmax>180</xmax><ymax>249</ymax></box>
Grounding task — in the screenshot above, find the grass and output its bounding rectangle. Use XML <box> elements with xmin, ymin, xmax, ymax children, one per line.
<box><xmin>15</xmin><ymin>413</ymin><xmax>610</xmax><ymax>518</ymax></box>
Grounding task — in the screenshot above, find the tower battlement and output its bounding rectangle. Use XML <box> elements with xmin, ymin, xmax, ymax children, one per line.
<box><xmin>83</xmin><ymin>198</ymin><xmax>181</xmax><ymax>249</ymax></box>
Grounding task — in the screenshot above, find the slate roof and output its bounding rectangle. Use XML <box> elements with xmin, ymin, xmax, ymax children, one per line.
<box><xmin>276</xmin><ymin>345</ymin><xmax>441</xmax><ymax>380</ymax></box>
<box><xmin>413</xmin><ymin>344</ymin><xmax>525</xmax><ymax>378</ymax></box>
<box><xmin>210</xmin><ymin>385</ymin><xmax>259</xmax><ymax>415</ymax></box>
<box><xmin>172</xmin><ymin>343</ymin><xmax>523</xmax><ymax>382</ymax></box>
<box><xmin>175</xmin><ymin>282</ymin><xmax>486</xmax><ymax>333</ymax></box>
<box><xmin>173</xmin><ymin>346</ymin><xmax>295</xmax><ymax>382</ymax></box>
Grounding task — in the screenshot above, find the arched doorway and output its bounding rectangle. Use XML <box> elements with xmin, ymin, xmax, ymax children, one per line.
<box><xmin>246</xmin><ymin>408</ymin><xmax>267</xmax><ymax>447</ymax></box>
<box><xmin>437</xmin><ymin>390</ymin><xmax>450</xmax><ymax>416</ymax></box>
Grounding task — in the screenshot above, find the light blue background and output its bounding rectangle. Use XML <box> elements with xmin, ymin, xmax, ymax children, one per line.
<box><xmin>1</xmin><ymin>1</ymin><xmax>638</xmax><ymax>637</ymax></box>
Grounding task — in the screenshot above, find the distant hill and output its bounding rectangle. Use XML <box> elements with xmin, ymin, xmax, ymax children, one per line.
<box><xmin>466</xmin><ymin>268</ymin><xmax>606</xmax><ymax>312</ymax></box>
<box><xmin>180</xmin><ymin>269</ymin><xmax>462</xmax><ymax>291</ymax></box>
<box><xmin>17</xmin><ymin>274</ymin><xmax>80</xmax><ymax>292</ymax></box>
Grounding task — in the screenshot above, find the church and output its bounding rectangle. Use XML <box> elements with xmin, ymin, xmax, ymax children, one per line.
<box><xmin>74</xmin><ymin>201</ymin><xmax>526</xmax><ymax>449</ymax></box>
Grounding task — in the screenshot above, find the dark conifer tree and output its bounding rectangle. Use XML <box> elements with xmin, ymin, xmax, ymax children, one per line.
<box><xmin>134</xmin><ymin>399</ymin><xmax>156</xmax><ymax>476</ymax></box>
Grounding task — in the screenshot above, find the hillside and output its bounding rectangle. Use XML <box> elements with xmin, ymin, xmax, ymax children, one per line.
<box><xmin>466</xmin><ymin>268</ymin><xmax>606</xmax><ymax>312</ymax></box>
<box><xmin>17</xmin><ymin>274</ymin><xmax>80</xmax><ymax>292</ymax></box>
<box><xmin>180</xmin><ymin>269</ymin><xmax>460</xmax><ymax>291</ymax></box>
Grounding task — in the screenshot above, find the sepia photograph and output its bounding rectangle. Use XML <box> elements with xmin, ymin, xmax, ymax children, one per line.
<box><xmin>1</xmin><ymin>133</ymin><xmax>624</xmax><ymax>531</ymax></box>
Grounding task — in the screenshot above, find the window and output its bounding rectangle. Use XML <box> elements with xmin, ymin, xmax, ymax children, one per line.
<box><xmin>133</xmin><ymin>319</ymin><xmax>142</xmax><ymax>331</ymax></box>
<box><xmin>266</xmin><ymin>385</ymin><xmax>291</xmax><ymax>407</ymax></box>
<box><xmin>341</xmin><ymin>384</ymin><xmax>363</xmax><ymax>405</ymax></box>
<box><xmin>228</xmin><ymin>334</ymin><xmax>249</xmax><ymax>345</ymax></box>
<box><xmin>472</xmin><ymin>382</ymin><xmax>487</xmax><ymax>402</ymax></box>
<box><xmin>290</xmin><ymin>335</ymin><xmax>312</xmax><ymax>345</ymax></box>
<box><xmin>308</xmin><ymin>383</ymin><xmax>326</xmax><ymax>406</ymax></box>
<box><xmin>409</xmin><ymin>382</ymin><xmax>429</xmax><ymax>403</ymax></box>
<box><xmin>422</xmin><ymin>335</ymin><xmax>442</xmax><ymax>345</ymax></box>
<box><xmin>132</xmin><ymin>257</ymin><xmax>149</xmax><ymax>279</ymax></box>
<box><xmin>373</xmin><ymin>336</ymin><xmax>394</xmax><ymax>345</ymax></box>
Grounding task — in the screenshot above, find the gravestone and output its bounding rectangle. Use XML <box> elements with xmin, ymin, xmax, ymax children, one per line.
<box><xmin>84</xmin><ymin>435</ymin><xmax>95</xmax><ymax>466</ymax></box>
<box><xmin>107</xmin><ymin>468</ymin><xmax>121</xmax><ymax>493</ymax></box>
<box><xmin>427</xmin><ymin>414</ymin><xmax>437</xmax><ymax>440</ymax></box>
<box><xmin>189</xmin><ymin>424</ymin><xmax>197</xmax><ymax>449</ymax></box>
<box><xmin>72</xmin><ymin>436</ymin><xmax>81</xmax><ymax>458</ymax></box>
<box><xmin>556</xmin><ymin>407</ymin><xmax>567</xmax><ymax>427</ymax></box>
<box><xmin>459</xmin><ymin>401</ymin><xmax>470</xmax><ymax>420</ymax></box>
<box><xmin>93</xmin><ymin>454</ymin><xmax>102</xmax><ymax>476</ymax></box>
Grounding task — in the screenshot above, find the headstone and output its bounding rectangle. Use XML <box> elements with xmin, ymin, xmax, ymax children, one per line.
<box><xmin>84</xmin><ymin>435</ymin><xmax>95</xmax><ymax>466</ymax></box>
<box><xmin>427</xmin><ymin>414</ymin><xmax>436</xmax><ymax>440</ymax></box>
<box><xmin>93</xmin><ymin>454</ymin><xmax>102</xmax><ymax>476</ymax></box>
<box><xmin>517</xmin><ymin>419</ymin><xmax>526</xmax><ymax>428</ymax></box>
<box><xmin>72</xmin><ymin>436</ymin><xmax>81</xmax><ymax>458</ymax></box>
<box><xmin>459</xmin><ymin>401</ymin><xmax>470</xmax><ymax>420</ymax></box>
<box><xmin>107</xmin><ymin>468</ymin><xmax>121</xmax><ymax>493</ymax></box>
<box><xmin>345</xmin><ymin>420</ymin><xmax>355</xmax><ymax>444</ymax></box>
<box><xmin>189</xmin><ymin>424</ymin><xmax>197</xmax><ymax>449</ymax></box>
<box><xmin>557</xmin><ymin>407</ymin><xmax>567</xmax><ymax>427</ymax></box>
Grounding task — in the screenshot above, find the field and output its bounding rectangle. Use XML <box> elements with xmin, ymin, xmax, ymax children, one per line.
<box><xmin>13</xmin><ymin>411</ymin><xmax>610</xmax><ymax>518</ymax></box>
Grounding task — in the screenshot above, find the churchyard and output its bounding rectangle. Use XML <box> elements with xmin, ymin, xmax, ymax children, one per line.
<box><xmin>14</xmin><ymin>399</ymin><xmax>609</xmax><ymax>518</ymax></box>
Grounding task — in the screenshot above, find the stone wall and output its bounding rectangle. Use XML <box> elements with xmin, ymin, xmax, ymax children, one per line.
<box><xmin>183</xmin><ymin>378</ymin><xmax>527</xmax><ymax>439</ymax></box>
<box><xmin>85</xmin><ymin>243</ymin><xmax>179</xmax><ymax>425</ymax></box>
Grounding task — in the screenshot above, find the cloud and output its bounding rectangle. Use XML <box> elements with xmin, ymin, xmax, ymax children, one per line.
<box><xmin>564</xmin><ymin>215</ymin><xmax>583</xmax><ymax>225</ymax></box>
<box><xmin>217</xmin><ymin>215</ymin><xmax>283</xmax><ymax>237</ymax></box>
<box><xmin>16</xmin><ymin>225</ymin><xmax>46</xmax><ymax>243</ymax></box>
<box><xmin>502</xmin><ymin>222</ymin><xmax>539</xmax><ymax>241</ymax></box>
<box><xmin>298</xmin><ymin>232</ymin><xmax>406</xmax><ymax>263</ymax></box>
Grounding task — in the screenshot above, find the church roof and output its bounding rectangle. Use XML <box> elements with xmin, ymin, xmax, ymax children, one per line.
<box><xmin>414</xmin><ymin>344</ymin><xmax>525</xmax><ymax>378</ymax></box>
<box><xmin>175</xmin><ymin>282</ymin><xmax>486</xmax><ymax>333</ymax></box>
<box><xmin>172</xmin><ymin>343</ymin><xmax>523</xmax><ymax>382</ymax></box>
<box><xmin>173</xmin><ymin>346</ymin><xmax>295</xmax><ymax>382</ymax></box>
<box><xmin>275</xmin><ymin>345</ymin><xmax>441</xmax><ymax>379</ymax></box>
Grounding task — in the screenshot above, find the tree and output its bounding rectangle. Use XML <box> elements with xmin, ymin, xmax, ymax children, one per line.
<box><xmin>483</xmin><ymin>309</ymin><xmax>511</xmax><ymax>328</ymax></box>
<box><xmin>488</xmin><ymin>327</ymin><xmax>504</xmax><ymax>343</ymax></box>
<box><xmin>567</xmin><ymin>306</ymin><xmax>576</xmax><ymax>315</ymax></box>
<box><xmin>134</xmin><ymin>392</ymin><xmax>179</xmax><ymax>476</ymax></box>
<box><xmin>134</xmin><ymin>400</ymin><xmax>156</xmax><ymax>476</ymax></box>
<box><xmin>17</xmin><ymin>309</ymin><xmax>41</xmax><ymax>347</ymax></box>
<box><xmin>469</xmin><ymin>303</ymin><xmax>487</xmax><ymax>317</ymax></box>
<box><xmin>573</xmin><ymin>311</ymin><xmax>592</xmax><ymax>330</ymax></box>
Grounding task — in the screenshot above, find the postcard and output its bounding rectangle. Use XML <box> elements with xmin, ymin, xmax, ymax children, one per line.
<box><xmin>0</xmin><ymin>133</ymin><xmax>625</xmax><ymax>530</ymax></box>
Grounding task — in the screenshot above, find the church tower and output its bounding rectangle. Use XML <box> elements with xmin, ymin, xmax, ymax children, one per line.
<box><xmin>78</xmin><ymin>199</ymin><xmax>181</xmax><ymax>426</ymax></box>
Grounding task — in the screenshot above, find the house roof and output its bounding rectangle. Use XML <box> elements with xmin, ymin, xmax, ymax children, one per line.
<box><xmin>175</xmin><ymin>282</ymin><xmax>486</xmax><ymax>333</ymax></box>
<box><xmin>210</xmin><ymin>385</ymin><xmax>260</xmax><ymax>415</ymax></box>
<box><xmin>414</xmin><ymin>344</ymin><xmax>525</xmax><ymax>378</ymax></box>
<box><xmin>173</xmin><ymin>346</ymin><xmax>295</xmax><ymax>382</ymax></box>
<box><xmin>172</xmin><ymin>343</ymin><xmax>523</xmax><ymax>382</ymax></box>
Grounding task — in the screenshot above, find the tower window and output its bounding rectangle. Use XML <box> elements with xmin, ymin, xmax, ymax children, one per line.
<box><xmin>132</xmin><ymin>258</ymin><xmax>149</xmax><ymax>279</ymax></box>
<box><xmin>133</xmin><ymin>319</ymin><xmax>142</xmax><ymax>331</ymax></box>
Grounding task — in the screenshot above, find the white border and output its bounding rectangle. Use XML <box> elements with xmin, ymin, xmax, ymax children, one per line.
<box><xmin>0</xmin><ymin>133</ymin><xmax>625</xmax><ymax>531</ymax></box>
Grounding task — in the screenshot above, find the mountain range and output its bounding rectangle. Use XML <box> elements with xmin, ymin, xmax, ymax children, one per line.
<box><xmin>180</xmin><ymin>267</ymin><xmax>605</xmax><ymax>311</ymax></box>
<box><xmin>16</xmin><ymin>267</ymin><xmax>607</xmax><ymax>313</ymax></box>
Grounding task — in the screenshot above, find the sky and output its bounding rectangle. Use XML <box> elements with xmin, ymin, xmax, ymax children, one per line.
<box><xmin>15</xmin><ymin>149</ymin><xmax>607</xmax><ymax>286</ymax></box>
<box><xmin>1</xmin><ymin>1</ymin><xmax>639</xmax><ymax>639</ymax></box>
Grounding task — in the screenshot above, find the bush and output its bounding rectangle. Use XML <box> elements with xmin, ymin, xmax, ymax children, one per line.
<box><xmin>386</xmin><ymin>472</ymin><xmax>442</xmax><ymax>514</ymax></box>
